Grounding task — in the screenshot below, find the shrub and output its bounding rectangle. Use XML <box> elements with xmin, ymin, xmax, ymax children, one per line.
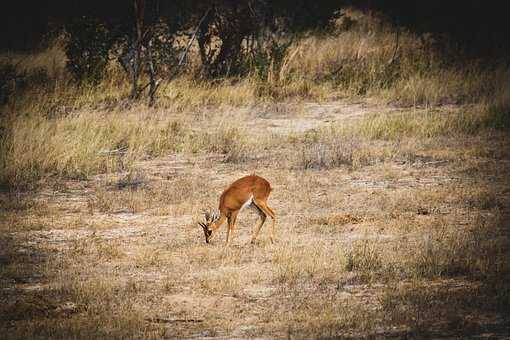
<box><xmin>64</xmin><ymin>17</ymin><xmax>112</xmax><ymax>83</ymax></box>
<box><xmin>0</xmin><ymin>63</ymin><xmax>19</xmax><ymax>104</ymax></box>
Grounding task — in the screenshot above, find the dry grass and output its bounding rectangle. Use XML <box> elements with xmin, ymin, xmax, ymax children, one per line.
<box><xmin>1</xmin><ymin>134</ymin><xmax>509</xmax><ymax>337</ymax></box>
<box><xmin>0</xmin><ymin>111</ymin><xmax>150</xmax><ymax>186</ymax></box>
<box><xmin>0</xmin><ymin>37</ymin><xmax>67</xmax><ymax>80</ymax></box>
<box><xmin>0</xmin><ymin>108</ymin><xmax>261</xmax><ymax>188</ymax></box>
<box><xmin>283</xmin><ymin>8</ymin><xmax>510</xmax><ymax>107</ymax></box>
<box><xmin>353</xmin><ymin>105</ymin><xmax>510</xmax><ymax>139</ymax></box>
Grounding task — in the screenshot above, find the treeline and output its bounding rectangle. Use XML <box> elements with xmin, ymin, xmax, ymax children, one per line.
<box><xmin>1</xmin><ymin>0</ymin><xmax>342</xmax><ymax>50</ymax></box>
<box><xmin>3</xmin><ymin>1</ymin><xmax>510</xmax><ymax>54</ymax></box>
<box><xmin>355</xmin><ymin>0</ymin><xmax>510</xmax><ymax>58</ymax></box>
<box><xmin>2</xmin><ymin>1</ymin><xmax>510</xmax><ymax>106</ymax></box>
<box><xmin>58</xmin><ymin>1</ymin><xmax>347</xmax><ymax>104</ymax></box>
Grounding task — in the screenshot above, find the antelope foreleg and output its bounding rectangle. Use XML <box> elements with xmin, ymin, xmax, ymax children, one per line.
<box><xmin>225</xmin><ymin>211</ymin><xmax>239</xmax><ymax>246</ymax></box>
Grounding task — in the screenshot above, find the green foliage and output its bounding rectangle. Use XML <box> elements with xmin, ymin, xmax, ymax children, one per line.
<box><xmin>485</xmin><ymin>101</ymin><xmax>510</xmax><ymax>130</ymax></box>
<box><xmin>64</xmin><ymin>17</ymin><xmax>112</xmax><ymax>83</ymax></box>
<box><xmin>249</xmin><ymin>39</ymin><xmax>293</xmax><ymax>81</ymax></box>
<box><xmin>0</xmin><ymin>63</ymin><xmax>18</xmax><ymax>104</ymax></box>
<box><xmin>148</xmin><ymin>21</ymin><xmax>180</xmax><ymax>75</ymax></box>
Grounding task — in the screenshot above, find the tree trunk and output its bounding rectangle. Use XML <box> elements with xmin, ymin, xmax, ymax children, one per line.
<box><xmin>130</xmin><ymin>0</ymin><xmax>145</xmax><ymax>99</ymax></box>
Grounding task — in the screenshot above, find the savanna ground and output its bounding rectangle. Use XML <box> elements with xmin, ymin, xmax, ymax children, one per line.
<box><xmin>1</xmin><ymin>9</ymin><xmax>510</xmax><ymax>339</ymax></box>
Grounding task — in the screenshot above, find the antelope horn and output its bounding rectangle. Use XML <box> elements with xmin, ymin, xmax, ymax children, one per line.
<box><xmin>203</xmin><ymin>209</ymin><xmax>210</xmax><ymax>222</ymax></box>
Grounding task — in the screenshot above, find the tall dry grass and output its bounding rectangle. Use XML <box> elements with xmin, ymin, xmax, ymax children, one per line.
<box><xmin>0</xmin><ymin>38</ymin><xmax>67</xmax><ymax>80</ymax></box>
<box><xmin>0</xmin><ymin>107</ymin><xmax>261</xmax><ymax>188</ymax></box>
<box><xmin>1</xmin><ymin>7</ymin><xmax>509</xmax><ymax>188</ymax></box>
<box><xmin>0</xmin><ymin>111</ymin><xmax>184</xmax><ymax>187</ymax></box>
<box><xmin>268</xmin><ymin>8</ymin><xmax>510</xmax><ymax>108</ymax></box>
<box><xmin>1</xmin><ymin>98</ymin><xmax>507</xmax><ymax>188</ymax></box>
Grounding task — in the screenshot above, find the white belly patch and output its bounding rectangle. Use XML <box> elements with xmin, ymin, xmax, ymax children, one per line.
<box><xmin>240</xmin><ymin>195</ymin><xmax>254</xmax><ymax>211</ymax></box>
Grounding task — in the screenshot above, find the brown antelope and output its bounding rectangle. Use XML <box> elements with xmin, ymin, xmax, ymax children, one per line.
<box><xmin>198</xmin><ymin>175</ymin><xmax>276</xmax><ymax>245</ymax></box>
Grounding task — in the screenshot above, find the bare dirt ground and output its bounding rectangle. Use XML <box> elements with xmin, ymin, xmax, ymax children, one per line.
<box><xmin>1</xmin><ymin>100</ymin><xmax>509</xmax><ymax>339</ymax></box>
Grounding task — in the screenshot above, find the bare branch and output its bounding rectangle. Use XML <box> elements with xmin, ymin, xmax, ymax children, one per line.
<box><xmin>158</xmin><ymin>7</ymin><xmax>213</xmax><ymax>95</ymax></box>
<box><xmin>388</xmin><ymin>29</ymin><xmax>400</xmax><ymax>65</ymax></box>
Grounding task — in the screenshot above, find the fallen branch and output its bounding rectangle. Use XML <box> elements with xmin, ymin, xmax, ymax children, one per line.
<box><xmin>145</xmin><ymin>317</ymin><xmax>204</xmax><ymax>324</ymax></box>
<box><xmin>98</xmin><ymin>148</ymin><xmax>127</xmax><ymax>156</ymax></box>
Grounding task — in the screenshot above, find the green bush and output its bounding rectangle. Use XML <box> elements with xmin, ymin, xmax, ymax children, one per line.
<box><xmin>64</xmin><ymin>17</ymin><xmax>112</xmax><ymax>83</ymax></box>
<box><xmin>0</xmin><ymin>63</ymin><xmax>18</xmax><ymax>104</ymax></box>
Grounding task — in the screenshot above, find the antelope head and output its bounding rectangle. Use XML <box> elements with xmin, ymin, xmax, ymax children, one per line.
<box><xmin>198</xmin><ymin>209</ymin><xmax>219</xmax><ymax>243</ymax></box>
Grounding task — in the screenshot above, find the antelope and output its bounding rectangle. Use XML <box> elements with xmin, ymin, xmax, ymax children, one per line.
<box><xmin>198</xmin><ymin>175</ymin><xmax>276</xmax><ymax>245</ymax></box>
